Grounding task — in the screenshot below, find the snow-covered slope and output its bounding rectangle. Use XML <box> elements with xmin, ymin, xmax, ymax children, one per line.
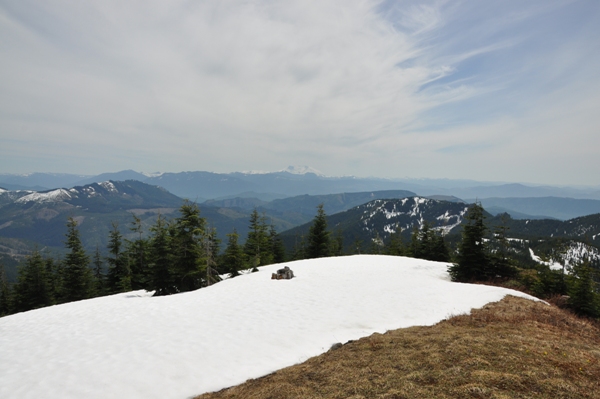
<box><xmin>358</xmin><ymin>197</ymin><xmax>470</xmax><ymax>236</ymax></box>
<box><xmin>0</xmin><ymin>255</ymin><xmax>538</xmax><ymax>399</ymax></box>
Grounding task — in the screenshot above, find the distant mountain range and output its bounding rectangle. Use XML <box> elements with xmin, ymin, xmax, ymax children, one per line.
<box><xmin>0</xmin><ymin>168</ymin><xmax>599</xmax><ymax>223</ymax></box>
<box><xmin>1</xmin><ymin>179</ymin><xmax>600</xmax><ymax>283</ymax></box>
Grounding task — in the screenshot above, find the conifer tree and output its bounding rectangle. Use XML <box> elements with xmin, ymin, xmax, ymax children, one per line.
<box><xmin>171</xmin><ymin>200</ymin><xmax>206</xmax><ymax>291</ymax></box>
<box><xmin>329</xmin><ymin>229</ymin><xmax>344</xmax><ymax>257</ymax></box>
<box><xmin>44</xmin><ymin>257</ymin><xmax>62</xmax><ymax>303</ymax></box>
<box><xmin>14</xmin><ymin>250</ymin><xmax>54</xmax><ymax>312</ymax></box>
<box><xmin>0</xmin><ymin>263</ymin><xmax>11</xmax><ymax>316</ymax></box>
<box><xmin>222</xmin><ymin>229</ymin><xmax>246</xmax><ymax>277</ymax></box>
<box><xmin>106</xmin><ymin>222</ymin><xmax>130</xmax><ymax>293</ymax></box>
<box><xmin>385</xmin><ymin>227</ymin><xmax>405</xmax><ymax>256</ymax></box>
<box><xmin>204</xmin><ymin>227</ymin><xmax>221</xmax><ymax>286</ymax></box>
<box><xmin>244</xmin><ymin>209</ymin><xmax>272</xmax><ymax>270</ymax></box>
<box><xmin>126</xmin><ymin>215</ymin><xmax>150</xmax><ymax>290</ymax></box>
<box><xmin>269</xmin><ymin>225</ymin><xmax>286</xmax><ymax>264</ymax></box>
<box><xmin>92</xmin><ymin>245</ymin><xmax>105</xmax><ymax>296</ymax></box>
<box><xmin>448</xmin><ymin>203</ymin><xmax>489</xmax><ymax>282</ymax></box>
<box><xmin>63</xmin><ymin>217</ymin><xmax>94</xmax><ymax>302</ymax></box>
<box><xmin>148</xmin><ymin>214</ymin><xmax>176</xmax><ymax>296</ymax></box>
<box><xmin>306</xmin><ymin>204</ymin><xmax>330</xmax><ymax>259</ymax></box>
<box><xmin>567</xmin><ymin>259</ymin><xmax>599</xmax><ymax>318</ymax></box>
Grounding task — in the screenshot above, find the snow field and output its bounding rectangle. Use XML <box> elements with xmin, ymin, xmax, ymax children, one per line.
<box><xmin>0</xmin><ymin>255</ymin><xmax>539</xmax><ymax>399</ymax></box>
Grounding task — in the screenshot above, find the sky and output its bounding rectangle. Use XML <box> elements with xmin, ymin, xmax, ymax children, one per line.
<box><xmin>0</xmin><ymin>0</ymin><xmax>599</xmax><ymax>185</ymax></box>
<box><xmin>0</xmin><ymin>255</ymin><xmax>538</xmax><ymax>399</ymax></box>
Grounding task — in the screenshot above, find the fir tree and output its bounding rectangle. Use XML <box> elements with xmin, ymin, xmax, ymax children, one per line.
<box><xmin>92</xmin><ymin>245</ymin><xmax>106</xmax><ymax>296</ymax></box>
<box><xmin>270</xmin><ymin>225</ymin><xmax>287</xmax><ymax>264</ymax></box>
<box><xmin>106</xmin><ymin>222</ymin><xmax>130</xmax><ymax>293</ymax></box>
<box><xmin>329</xmin><ymin>229</ymin><xmax>344</xmax><ymax>257</ymax></box>
<box><xmin>14</xmin><ymin>250</ymin><xmax>53</xmax><ymax>312</ymax></box>
<box><xmin>126</xmin><ymin>215</ymin><xmax>150</xmax><ymax>290</ymax></box>
<box><xmin>244</xmin><ymin>209</ymin><xmax>272</xmax><ymax>270</ymax></box>
<box><xmin>204</xmin><ymin>227</ymin><xmax>221</xmax><ymax>286</ymax></box>
<box><xmin>222</xmin><ymin>229</ymin><xmax>246</xmax><ymax>277</ymax></box>
<box><xmin>171</xmin><ymin>201</ymin><xmax>207</xmax><ymax>291</ymax></box>
<box><xmin>385</xmin><ymin>226</ymin><xmax>405</xmax><ymax>256</ymax></box>
<box><xmin>567</xmin><ymin>259</ymin><xmax>599</xmax><ymax>318</ymax></box>
<box><xmin>62</xmin><ymin>217</ymin><xmax>94</xmax><ymax>302</ymax></box>
<box><xmin>0</xmin><ymin>263</ymin><xmax>11</xmax><ymax>316</ymax></box>
<box><xmin>306</xmin><ymin>204</ymin><xmax>330</xmax><ymax>259</ymax></box>
<box><xmin>148</xmin><ymin>214</ymin><xmax>176</xmax><ymax>296</ymax></box>
<box><xmin>448</xmin><ymin>203</ymin><xmax>489</xmax><ymax>282</ymax></box>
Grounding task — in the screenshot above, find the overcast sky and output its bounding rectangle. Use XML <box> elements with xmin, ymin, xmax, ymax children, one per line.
<box><xmin>1</xmin><ymin>0</ymin><xmax>598</xmax><ymax>185</ymax></box>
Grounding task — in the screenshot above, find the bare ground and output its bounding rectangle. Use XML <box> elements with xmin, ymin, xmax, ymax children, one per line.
<box><xmin>195</xmin><ymin>296</ymin><xmax>600</xmax><ymax>399</ymax></box>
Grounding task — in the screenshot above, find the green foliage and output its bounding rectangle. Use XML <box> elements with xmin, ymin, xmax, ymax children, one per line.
<box><xmin>106</xmin><ymin>222</ymin><xmax>130</xmax><ymax>293</ymax></box>
<box><xmin>306</xmin><ymin>204</ymin><xmax>330</xmax><ymax>259</ymax></box>
<box><xmin>171</xmin><ymin>200</ymin><xmax>207</xmax><ymax>291</ymax></box>
<box><xmin>532</xmin><ymin>266</ymin><xmax>567</xmax><ymax>298</ymax></box>
<box><xmin>449</xmin><ymin>203</ymin><xmax>490</xmax><ymax>282</ymax></box>
<box><xmin>385</xmin><ymin>227</ymin><xmax>405</xmax><ymax>256</ymax></box>
<box><xmin>92</xmin><ymin>245</ymin><xmax>105</xmax><ymax>296</ymax></box>
<box><xmin>406</xmin><ymin>222</ymin><xmax>450</xmax><ymax>262</ymax></box>
<box><xmin>126</xmin><ymin>215</ymin><xmax>150</xmax><ymax>290</ymax></box>
<box><xmin>148</xmin><ymin>214</ymin><xmax>176</xmax><ymax>296</ymax></box>
<box><xmin>0</xmin><ymin>263</ymin><xmax>12</xmax><ymax>316</ymax></box>
<box><xmin>567</xmin><ymin>259</ymin><xmax>600</xmax><ymax>318</ymax></box>
<box><xmin>62</xmin><ymin>217</ymin><xmax>94</xmax><ymax>302</ymax></box>
<box><xmin>270</xmin><ymin>225</ymin><xmax>287</xmax><ymax>264</ymax></box>
<box><xmin>221</xmin><ymin>230</ymin><xmax>246</xmax><ymax>277</ymax></box>
<box><xmin>13</xmin><ymin>250</ymin><xmax>53</xmax><ymax>312</ymax></box>
<box><xmin>244</xmin><ymin>209</ymin><xmax>273</xmax><ymax>270</ymax></box>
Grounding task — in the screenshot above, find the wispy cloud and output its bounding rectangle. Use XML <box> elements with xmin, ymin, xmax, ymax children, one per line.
<box><xmin>0</xmin><ymin>0</ymin><xmax>598</xmax><ymax>185</ymax></box>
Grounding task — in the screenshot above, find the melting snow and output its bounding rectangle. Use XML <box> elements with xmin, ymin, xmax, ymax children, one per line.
<box><xmin>15</xmin><ymin>189</ymin><xmax>72</xmax><ymax>204</ymax></box>
<box><xmin>0</xmin><ymin>255</ymin><xmax>539</xmax><ymax>399</ymax></box>
<box><xmin>98</xmin><ymin>181</ymin><xmax>118</xmax><ymax>192</ymax></box>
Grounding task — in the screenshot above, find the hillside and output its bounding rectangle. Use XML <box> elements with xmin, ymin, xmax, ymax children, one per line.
<box><xmin>280</xmin><ymin>197</ymin><xmax>471</xmax><ymax>251</ymax></box>
<box><xmin>0</xmin><ymin>255</ymin><xmax>537</xmax><ymax>399</ymax></box>
<box><xmin>0</xmin><ymin>180</ymin><xmax>183</xmax><ymax>250</ymax></box>
<box><xmin>197</xmin><ymin>296</ymin><xmax>600</xmax><ymax>399</ymax></box>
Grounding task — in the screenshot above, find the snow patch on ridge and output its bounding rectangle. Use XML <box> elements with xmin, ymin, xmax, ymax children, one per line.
<box><xmin>15</xmin><ymin>189</ymin><xmax>72</xmax><ymax>204</ymax></box>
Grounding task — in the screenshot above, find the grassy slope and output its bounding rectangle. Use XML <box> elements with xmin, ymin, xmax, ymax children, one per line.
<box><xmin>196</xmin><ymin>296</ymin><xmax>600</xmax><ymax>399</ymax></box>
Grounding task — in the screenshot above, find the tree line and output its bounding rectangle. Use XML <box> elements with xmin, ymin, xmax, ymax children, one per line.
<box><xmin>0</xmin><ymin>201</ymin><xmax>287</xmax><ymax>316</ymax></box>
<box><xmin>1</xmin><ymin>201</ymin><xmax>598</xmax><ymax>319</ymax></box>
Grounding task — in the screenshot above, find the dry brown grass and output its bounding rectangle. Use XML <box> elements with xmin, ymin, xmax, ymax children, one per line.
<box><xmin>194</xmin><ymin>296</ymin><xmax>600</xmax><ymax>399</ymax></box>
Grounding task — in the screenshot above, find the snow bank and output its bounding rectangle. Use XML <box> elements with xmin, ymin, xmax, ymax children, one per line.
<box><xmin>0</xmin><ymin>255</ymin><xmax>538</xmax><ymax>399</ymax></box>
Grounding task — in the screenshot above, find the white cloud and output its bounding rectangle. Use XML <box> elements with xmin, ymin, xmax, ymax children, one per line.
<box><xmin>0</xmin><ymin>0</ymin><xmax>598</xmax><ymax>185</ymax></box>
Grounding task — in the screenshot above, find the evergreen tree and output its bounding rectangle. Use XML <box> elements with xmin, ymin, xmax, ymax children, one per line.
<box><xmin>171</xmin><ymin>201</ymin><xmax>207</xmax><ymax>291</ymax></box>
<box><xmin>244</xmin><ymin>209</ymin><xmax>272</xmax><ymax>270</ymax></box>
<box><xmin>306</xmin><ymin>204</ymin><xmax>330</xmax><ymax>259</ymax></box>
<box><xmin>385</xmin><ymin>227</ymin><xmax>405</xmax><ymax>256</ymax></box>
<box><xmin>44</xmin><ymin>257</ymin><xmax>62</xmax><ymax>303</ymax></box>
<box><xmin>204</xmin><ymin>227</ymin><xmax>221</xmax><ymax>286</ymax></box>
<box><xmin>126</xmin><ymin>215</ymin><xmax>150</xmax><ymax>290</ymax></box>
<box><xmin>62</xmin><ymin>217</ymin><xmax>94</xmax><ymax>302</ymax></box>
<box><xmin>328</xmin><ymin>229</ymin><xmax>344</xmax><ymax>257</ymax></box>
<box><xmin>270</xmin><ymin>225</ymin><xmax>287</xmax><ymax>264</ymax></box>
<box><xmin>106</xmin><ymin>222</ymin><xmax>131</xmax><ymax>293</ymax></box>
<box><xmin>430</xmin><ymin>233</ymin><xmax>451</xmax><ymax>262</ymax></box>
<box><xmin>448</xmin><ymin>203</ymin><xmax>490</xmax><ymax>282</ymax></box>
<box><xmin>148</xmin><ymin>214</ymin><xmax>176</xmax><ymax>296</ymax></box>
<box><xmin>92</xmin><ymin>245</ymin><xmax>106</xmax><ymax>296</ymax></box>
<box><xmin>14</xmin><ymin>250</ymin><xmax>53</xmax><ymax>312</ymax></box>
<box><xmin>567</xmin><ymin>259</ymin><xmax>599</xmax><ymax>318</ymax></box>
<box><xmin>488</xmin><ymin>215</ymin><xmax>517</xmax><ymax>279</ymax></box>
<box><xmin>291</xmin><ymin>234</ymin><xmax>307</xmax><ymax>261</ymax></box>
<box><xmin>222</xmin><ymin>229</ymin><xmax>246</xmax><ymax>277</ymax></box>
<box><xmin>0</xmin><ymin>263</ymin><xmax>12</xmax><ymax>316</ymax></box>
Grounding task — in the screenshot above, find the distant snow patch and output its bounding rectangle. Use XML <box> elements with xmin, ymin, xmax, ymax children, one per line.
<box><xmin>15</xmin><ymin>189</ymin><xmax>72</xmax><ymax>204</ymax></box>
